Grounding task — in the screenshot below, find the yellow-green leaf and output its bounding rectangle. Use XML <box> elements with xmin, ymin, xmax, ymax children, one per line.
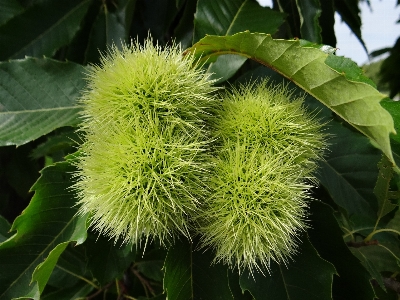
<box><xmin>186</xmin><ymin>31</ymin><xmax>396</xmax><ymax>164</ymax></box>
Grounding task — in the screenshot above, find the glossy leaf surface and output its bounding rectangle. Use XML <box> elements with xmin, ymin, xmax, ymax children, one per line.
<box><xmin>0</xmin><ymin>58</ymin><xmax>86</xmax><ymax>146</ymax></box>
<box><xmin>0</xmin><ymin>0</ymin><xmax>91</xmax><ymax>60</ymax></box>
<box><xmin>194</xmin><ymin>0</ymin><xmax>285</xmax><ymax>82</ymax></box>
<box><xmin>0</xmin><ymin>160</ymin><xmax>88</xmax><ymax>300</ymax></box>
<box><xmin>186</xmin><ymin>32</ymin><xmax>396</xmax><ymax>163</ymax></box>
<box><xmin>239</xmin><ymin>236</ymin><xmax>336</xmax><ymax>300</ymax></box>
<box><xmin>164</xmin><ymin>239</ymin><xmax>234</xmax><ymax>300</ymax></box>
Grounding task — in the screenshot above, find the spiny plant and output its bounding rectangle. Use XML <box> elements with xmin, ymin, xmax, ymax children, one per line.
<box><xmin>198</xmin><ymin>81</ymin><xmax>327</xmax><ymax>272</ymax></box>
<box><xmin>74</xmin><ymin>39</ymin><xmax>217</xmax><ymax>246</ymax></box>
<box><xmin>74</xmin><ymin>38</ymin><xmax>327</xmax><ymax>273</ymax></box>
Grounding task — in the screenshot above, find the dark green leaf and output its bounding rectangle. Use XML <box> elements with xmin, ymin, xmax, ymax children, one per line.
<box><xmin>308</xmin><ymin>201</ymin><xmax>375</xmax><ymax>300</ymax></box>
<box><xmin>0</xmin><ymin>160</ymin><xmax>88</xmax><ymax>300</ymax></box>
<box><xmin>187</xmin><ymin>32</ymin><xmax>396</xmax><ymax>164</ymax></box>
<box><xmin>176</xmin><ymin>0</ymin><xmax>185</xmax><ymax>8</ymax></box>
<box><xmin>351</xmin><ymin>243</ymin><xmax>400</xmax><ymax>275</ymax></box>
<box><xmin>130</xmin><ymin>0</ymin><xmax>180</xmax><ymax>44</ymax></box>
<box><xmin>194</xmin><ymin>0</ymin><xmax>285</xmax><ymax>83</ymax></box>
<box><xmin>48</xmin><ymin>250</ymin><xmax>88</xmax><ymax>289</ymax></box>
<box><xmin>0</xmin><ymin>58</ymin><xmax>86</xmax><ymax>146</ymax></box>
<box><xmin>83</xmin><ymin>231</ymin><xmax>136</xmax><ymax>286</ymax></box>
<box><xmin>239</xmin><ymin>236</ymin><xmax>336</xmax><ymax>300</ymax></box>
<box><xmin>370</xmin><ymin>47</ymin><xmax>392</xmax><ymax>58</ymax></box>
<box><xmin>276</xmin><ymin>0</ymin><xmax>301</xmax><ymax>38</ymax></box>
<box><xmin>41</xmin><ymin>281</ymin><xmax>94</xmax><ymax>300</ymax></box>
<box><xmin>387</xmin><ymin>208</ymin><xmax>400</xmax><ymax>232</ymax></box>
<box><xmin>136</xmin><ymin>247</ymin><xmax>165</xmax><ymax>282</ymax></box>
<box><xmin>174</xmin><ymin>0</ymin><xmax>197</xmax><ymax>49</ymax></box>
<box><xmin>373</xmin><ymin>283</ymin><xmax>398</xmax><ymax>300</ymax></box>
<box><xmin>374</xmin><ymin>155</ymin><xmax>397</xmax><ymax>224</ymax></box>
<box><xmin>350</xmin><ymin>246</ymin><xmax>385</xmax><ymax>290</ymax></box>
<box><xmin>163</xmin><ymin>240</ymin><xmax>192</xmax><ymax>300</ymax></box>
<box><xmin>379</xmin><ymin>38</ymin><xmax>400</xmax><ymax>99</ymax></box>
<box><xmin>228</xmin><ymin>270</ymin><xmax>252</xmax><ymax>300</ymax></box>
<box><xmin>208</xmin><ymin>55</ymin><xmax>247</xmax><ymax>83</ymax></box>
<box><xmin>295</xmin><ymin>0</ymin><xmax>322</xmax><ymax>43</ymax></box>
<box><xmin>381</xmin><ymin>100</ymin><xmax>400</xmax><ymax>147</ymax></box>
<box><xmin>194</xmin><ymin>0</ymin><xmax>285</xmax><ymax>42</ymax></box>
<box><xmin>164</xmin><ymin>239</ymin><xmax>234</xmax><ymax>300</ymax></box>
<box><xmin>3</xmin><ymin>143</ymin><xmax>41</xmax><ymax>199</ymax></box>
<box><xmin>85</xmin><ymin>0</ymin><xmax>136</xmax><ymax>63</ymax></box>
<box><xmin>0</xmin><ymin>215</ymin><xmax>11</xmax><ymax>243</ymax></box>
<box><xmin>0</xmin><ymin>0</ymin><xmax>92</xmax><ymax>60</ymax></box>
<box><xmin>0</xmin><ymin>0</ymin><xmax>24</xmax><ymax>26</ymax></box>
<box><xmin>30</xmin><ymin>128</ymin><xmax>79</xmax><ymax>161</ymax></box>
<box><xmin>319</xmin><ymin>0</ymin><xmax>336</xmax><ymax>46</ymax></box>
<box><xmin>318</xmin><ymin>120</ymin><xmax>381</xmax><ymax>221</ymax></box>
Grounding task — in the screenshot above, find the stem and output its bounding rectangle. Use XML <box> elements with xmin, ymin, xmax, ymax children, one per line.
<box><xmin>116</xmin><ymin>279</ymin><xmax>120</xmax><ymax>298</ymax></box>
<box><xmin>364</xmin><ymin>228</ymin><xmax>400</xmax><ymax>242</ymax></box>
<box><xmin>56</xmin><ymin>265</ymin><xmax>99</xmax><ymax>289</ymax></box>
<box><xmin>123</xmin><ymin>295</ymin><xmax>138</xmax><ymax>300</ymax></box>
<box><xmin>86</xmin><ymin>282</ymin><xmax>113</xmax><ymax>300</ymax></box>
<box><xmin>132</xmin><ymin>268</ymin><xmax>155</xmax><ymax>297</ymax></box>
<box><xmin>341</xmin><ymin>226</ymin><xmax>355</xmax><ymax>240</ymax></box>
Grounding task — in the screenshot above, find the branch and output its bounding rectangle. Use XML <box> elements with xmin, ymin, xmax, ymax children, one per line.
<box><xmin>86</xmin><ymin>282</ymin><xmax>113</xmax><ymax>300</ymax></box>
<box><xmin>384</xmin><ymin>277</ymin><xmax>400</xmax><ymax>294</ymax></box>
<box><xmin>346</xmin><ymin>240</ymin><xmax>379</xmax><ymax>248</ymax></box>
<box><xmin>132</xmin><ymin>268</ymin><xmax>156</xmax><ymax>297</ymax></box>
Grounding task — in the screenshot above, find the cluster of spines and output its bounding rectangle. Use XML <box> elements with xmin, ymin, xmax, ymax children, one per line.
<box><xmin>75</xmin><ymin>40</ymin><xmax>327</xmax><ymax>272</ymax></box>
<box><xmin>75</xmin><ymin>40</ymin><xmax>217</xmax><ymax>245</ymax></box>
<box><xmin>197</xmin><ymin>80</ymin><xmax>326</xmax><ymax>272</ymax></box>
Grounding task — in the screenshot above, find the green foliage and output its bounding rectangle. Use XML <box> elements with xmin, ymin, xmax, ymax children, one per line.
<box><xmin>379</xmin><ymin>38</ymin><xmax>400</xmax><ymax>99</ymax></box>
<box><xmin>0</xmin><ymin>159</ymin><xmax>88</xmax><ymax>300</ymax></box>
<box><xmin>239</xmin><ymin>236</ymin><xmax>336</xmax><ymax>300</ymax></box>
<box><xmin>0</xmin><ymin>0</ymin><xmax>91</xmax><ymax>60</ymax></box>
<box><xmin>0</xmin><ymin>58</ymin><xmax>86</xmax><ymax>146</ymax></box>
<box><xmin>185</xmin><ymin>32</ymin><xmax>396</xmax><ymax>164</ymax></box>
<box><xmin>1</xmin><ymin>0</ymin><xmax>400</xmax><ymax>299</ymax></box>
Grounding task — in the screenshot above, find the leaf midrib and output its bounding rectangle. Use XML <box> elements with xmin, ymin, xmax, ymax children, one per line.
<box><xmin>0</xmin><ymin>106</ymin><xmax>82</xmax><ymax>115</ymax></box>
<box><xmin>324</xmin><ymin>160</ymin><xmax>368</xmax><ymax>197</ymax></box>
<box><xmin>0</xmin><ymin>212</ymin><xmax>78</xmax><ymax>299</ymax></box>
<box><xmin>225</xmin><ymin>0</ymin><xmax>248</xmax><ymax>36</ymax></box>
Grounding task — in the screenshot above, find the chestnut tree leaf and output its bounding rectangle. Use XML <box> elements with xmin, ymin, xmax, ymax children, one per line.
<box><xmin>239</xmin><ymin>236</ymin><xmax>336</xmax><ymax>300</ymax></box>
<box><xmin>0</xmin><ymin>58</ymin><xmax>86</xmax><ymax>146</ymax></box>
<box><xmin>381</xmin><ymin>100</ymin><xmax>400</xmax><ymax>162</ymax></box>
<box><xmin>193</xmin><ymin>0</ymin><xmax>285</xmax><ymax>42</ymax></box>
<box><xmin>0</xmin><ymin>0</ymin><xmax>91</xmax><ymax>60</ymax></box>
<box><xmin>0</xmin><ymin>159</ymin><xmax>88</xmax><ymax>300</ymax></box>
<box><xmin>0</xmin><ymin>0</ymin><xmax>24</xmax><ymax>26</ymax></box>
<box><xmin>82</xmin><ymin>231</ymin><xmax>136</xmax><ymax>286</ymax></box>
<box><xmin>193</xmin><ymin>0</ymin><xmax>285</xmax><ymax>83</ymax></box>
<box><xmin>0</xmin><ymin>215</ymin><xmax>11</xmax><ymax>243</ymax></box>
<box><xmin>40</xmin><ymin>281</ymin><xmax>93</xmax><ymax>300</ymax></box>
<box><xmin>295</xmin><ymin>0</ymin><xmax>322</xmax><ymax>43</ymax></box>
<box><xmin>164</xmin><ymin>239</ymin><xmax>234</xmax><ymax>300</ymax></box>
<box><xmin>374</xmin><ymin>155</ymin><xmax>397</xmax><ymax>224</ymax></box>
<box><xmin>308</xmin><ymin>201</ymin><xmax>375</xmax><ymax>300</ymax></box>
<box><xmin>85</xmin><ymin>0</ymin><xmax>137</xmax><ymax>63</ymax></box>
<box><xmin>317</xmin><ymin>120</ymin><xmax>381</xmax><ymax>222</ymax></box>
<box><xmin>351</xmin><ymin>242</ymin><xmax>400</xmax><ymax>290</ymax></box>
<box><xmin>186</xmin><ymin>32</ymin><xmax>396</xmax><ymax>164</ymax></box>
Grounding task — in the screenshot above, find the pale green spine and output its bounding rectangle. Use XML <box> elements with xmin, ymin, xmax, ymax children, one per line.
<box><xmin>198</xmin><ymin>80</ymin><xmax>327</xmax><ymax>272</ymax></box>
<box><xmin>75</xmin><ymin>40</ymin><xmax>216</xmax><ymax>245</ymax></box>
